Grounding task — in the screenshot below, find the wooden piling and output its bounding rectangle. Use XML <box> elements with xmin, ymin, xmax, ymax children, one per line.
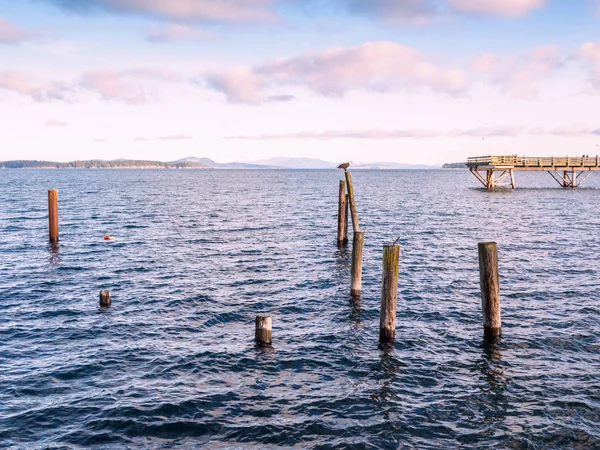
<box><xmin>478</xmin><ymin>242</ymin><xmax>501</xmax><ymax>339</ymax></box>
<box><xmin>255</xmin><ymin>315</ymin><xmax>272</xmax><ymax>346</ymax></box>
<box><xmin>344</xmin><ymin>171</ymin><xmax>360</xmax><ymax>232</ymax></box>
<box><xmin>48</xmin><ymin>190</ymin><xmax>59</xmax><ymax>243</ymax></box>
<box><xmin>99</xmin><ymin>290</ymin><xmax>111</xmax><ymax>307</ymax></box>
<box><xmin>350</xmin><ymin>231</ymin><xmax>364</xmax><ymax>297</ymax></box>
<box><xmin>337</xmin><ymin>180</ymin><xmax>348</xmax><ymax>246</ymax></box>
<box><xmin>380</xmin><ymin>244</ymin><xmax>400</xmax><ymax>343</ymax></box>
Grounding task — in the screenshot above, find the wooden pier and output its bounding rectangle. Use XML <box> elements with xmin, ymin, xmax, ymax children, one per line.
<box><xmin>467</xmin><ymin>155</ymin><xmax>600</xmax><ymax>189</ymax></box>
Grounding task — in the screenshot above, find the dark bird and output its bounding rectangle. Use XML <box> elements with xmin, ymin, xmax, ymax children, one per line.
<box><xmin>337</xmin><ymin>161</ymin><xmax>352</xmax><ymax>171</ymax></box>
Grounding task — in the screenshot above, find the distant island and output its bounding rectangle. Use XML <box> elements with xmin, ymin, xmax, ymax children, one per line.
<box><xmin>442</xmin><ymin>162</ymin><xmax>467</xmax><ymax>169</ymax></box>
<box><xmin>0</xmin><ymin>157</ymin><xmax>442</xmax><ymax>170</ymax></box>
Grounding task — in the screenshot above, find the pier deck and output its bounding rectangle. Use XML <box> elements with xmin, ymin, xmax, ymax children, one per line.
<box><xmin>467</xmin><ymin>155</ymin><xmax>600</xmax><ymax>189</ymax></box>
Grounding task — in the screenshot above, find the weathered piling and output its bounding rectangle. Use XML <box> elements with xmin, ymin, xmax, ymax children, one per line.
<box><xmin>48</xmin><ymin>190</ymin><xmax>59</xmax><ymax>243</ymax></box>
<box><xmin>478</xmin><ymin>242</ymin><xmax>501</xmax><ymax>339</ymax></box>
<box><xmin>99</xmin><ymin>290</ymin><xmax>111</xmax><ymax>307</ymax></box>
<box><xmin>344</xmin><ymin>171</ymin><xmax>360</xmax><ymax>232</ymax></box>
<box><xmin>350</xmin><ymin>231</ymin><xmax>364</xmax><ymax>297</ymax></box>
<box><xmin>255</xmin><ymin>315</ymin><xmax>272</xmax><ymax>346</ymax></box>
<box><xmin>380</xmin><ymin>244</ymin><xmax>400</xmax><ymax>343</ymax></box>
<box><xmin>337</xmin><ymin>180</ymin><xmax>349</xmax><ymax>245</ymax></box>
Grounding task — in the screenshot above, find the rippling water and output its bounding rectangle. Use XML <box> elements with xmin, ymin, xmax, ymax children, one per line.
<box><xmin>1</xmin><ymin>169</ymin><xmax>599</xmax><ymax>449</ymax></box>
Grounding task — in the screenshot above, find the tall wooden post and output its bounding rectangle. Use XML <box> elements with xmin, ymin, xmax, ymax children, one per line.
<box><xmin>344</xmin><ymin>171</ymin><xmax>360</xmax><ymax>232</ymax></box>
<box><xmin>337</xmin><ymin>180</ymin><xmax>348</xmax><ymax>246</ymax></box>
<box><xmin>478</xmin><ymin>242</ymin><xmax>501</xmax><ymax>339</ymax></box>
<box><xmin>350</xmin><ymin>231</ymin><xmax>364</xmax><ymax>297</ymax></box>
<box><xmin>255</xmin><ymin>316</ymin><xmax>272</xmax><ymax>346</ymax></box>
<box><xmin>380</xmin><ymin>244</ymin><xmax>400</xmax><ymax>343</ymax></box>
<box><xmin>48</xmin><ymin>190</ymin><xmax>59</xmax><ymax>243</ymax></box>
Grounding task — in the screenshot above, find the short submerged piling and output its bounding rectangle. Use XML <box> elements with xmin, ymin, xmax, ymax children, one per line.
<box><xmin>255</xmin><ymin>316</ymin><xmax>272</xmax><ymax>346</ymax></box>
<box><xmin>380</xmin><ymin>244</ymin><xmax>400</xmax><ymax>343</ymax></box>
<box><xmin>350</xmin><ymin>231</ymin><xmax>364</xmax><ymax>297</ymax></box>
<box><xmin>48</xmin><ymin>190</ymin><xmax>59</xmax><ymax>243</ymax></box>
<box><xmin>337</xmin><ymin>180</ymin><xmax>348</xmax><ymax>246</ymax></box>
<box><xmin>99</xmin><ymin>290</ymin><xmax>111</xmax><ymax>307</ymax></box>
<box><xmin>478</xmin><ymin>242</ymin><xmax>501</xmax><ymax>339</ymax></box>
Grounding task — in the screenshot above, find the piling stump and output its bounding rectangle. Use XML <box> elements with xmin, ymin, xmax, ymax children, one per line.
<box><xmin>380</xmin><ymin>244</ymin><xmax>400</xmax><ymax>343</ymax></box>
<box><xmin>337</xmin><ymin>180</ymin><xmax>348</xmax><ymax>246</ymax></box>
<box><xmin>255</xmin><ymin>316</ymin><xmax>272</xmax><ymax>346</ymax></box>
<box><xmin>350</xmin><ymin>231</ymin><xmax>364</xmax><ymax>297</ymax></box>
<box><xmin>99</xmin><ymin>290</ymin><xmax>111</xmax><ymax>307</ymax></box>
<box><xmin>478</xmin><ymin>242</ymin><xmax>501</xmax><ymax>339</ymax></box>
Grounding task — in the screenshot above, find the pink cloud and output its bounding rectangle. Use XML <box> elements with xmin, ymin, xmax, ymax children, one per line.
<box><xmin>0</xmin><ymin>71</ymin><xmax>70</xmax><ymax>101</ymax></box>
<box><xmin>0</xmin><ymin>17</ymin><xmax>35</xmax><ymax>44</ymax></box>
<box><xmin>45</xmin><ymin>118</ymin><xmax>69</xmax><ymax>127</ymax></box>
<box><xmin>228</xmin><ymin>129</ymin><xmax>443</xmax><ymax>140</ymax></box>
<box><xmin>575</xmin><ymin>41</ymin><xmax>600</xmax><ymax>89</ymax></box>
<box><xmin>448</xmin><ymin>0</ymin><xmax>546</xmax><ymax>18</ymax></box>
<box><xmin>469</xmin><ymin>53</ymin><xmax>499</xmax><ymax>74</ymax></box>
<box><xmin>80</xmin><ymin>67</ymin><xmax>180</xmax><ymax>104</ymax></box>
<box><xmin>145</xmin><ymin>24</ymin><xmax>215</xmax><ymax>43</ymax></box>
<box><xmin>228</xmin><ymin>125</ymin><xmax>600</xmax><ymax>140</ymax></box>
<box><xmin>448</xmin><ymin>126</ymin><xmax>525</xmax><ymax>137</ymax></box>
<box><xmin>205</xmin><ymin>67</ymin><xmax>263</xmax><ymax>104</ymax></box>
<box><xmin>470</xmin><ymin>46</ymin><xmax>562</xmax><ymax>98</ymax></box>
<box><xmin>528</xmin><ymin>125</ymin><xmax>600</xmax><ymax>136</ymax></box>
<box><xmin>158</xmin><ymin>133</ymin><xmax>192</xmax><ymax>140</ymax></box>
<box><xmin>206</xmin><ymin>41</ymin><xmax>469</xmax><ymax>104</ymax></box>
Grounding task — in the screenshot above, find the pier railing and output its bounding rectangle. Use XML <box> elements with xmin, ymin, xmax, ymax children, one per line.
<box><xmin>467</xmin><ymin>155</ymin><xmax>600</xmax><ymax>168</ymax></box>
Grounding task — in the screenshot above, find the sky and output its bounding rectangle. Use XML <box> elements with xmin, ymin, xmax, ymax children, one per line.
<box><xmin>2</xmin><ymin>0</ymin><xmax>600</xmax><ymax>165</ymax></box>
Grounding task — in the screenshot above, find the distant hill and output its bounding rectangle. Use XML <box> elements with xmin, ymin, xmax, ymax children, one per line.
<box><xmin>1</xmin><ymin>157</ymin><xmax>442</xmax><ymax>170</ymax></box>
<box><xmin>0</xmin><ymin>159</ymin><xmax>181</xmax><ymax>169</ymax></box>
<box><xmin>170</xmin><ymin>157</ymin><xmax>276</xmax><ymax>169</ymax></box>
<box><xmin>251</xmin><ymin>157</ymin><xmax>336</xmax><ymax>169</ymax></box>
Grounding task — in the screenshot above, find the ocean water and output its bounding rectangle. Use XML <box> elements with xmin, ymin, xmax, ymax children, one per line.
<box><xmin>1</xmin><ymin>169</ymin><xmax>599</xmax><ymax>449</ymax></box>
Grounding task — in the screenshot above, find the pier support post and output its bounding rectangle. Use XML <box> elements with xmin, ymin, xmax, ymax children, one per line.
<box><xmin>337</xmin><ymin>180</ymin><xmax>348</xmax><ymax>246</ymax></box>
<box><xmin>509</xmin><ymin>169</ymin><xmax>516</xmax><ymax>189</ymax></box>
<box><xmin>344</xmin><ymin>171</ymin><xmax>360</xmax><ymax>232</ymax></box>
<box><xmin>478</xmin><ymin>242</ymin><xmax>501</xmax><ymax>339</ymax></box>
<box><xmin>486</xmin><ymin>170</ymin><xmax>494</xmax><ymax>190</ymax></box>
<box><xmin>99</xmin><ymin>290</ymin><xmax>111</xmax><ymax>307</ymax></box>
<box><xmin>350</xmin><ymin>231</ymin><xmax>364</xmax><ymax>297</ymax></box>
<box><xmin>255</xmin><ymin>316</ymin><xmax>272</xmax><ymax>346</ymax></box>
<box><xmin>48</xmin><ymin>190</ymin><xmax>59</xmax><ymax>243</ymax></box>
<box><xmin>380</xmin><ymin>244</ymin><xmax>400</xmax><ymax>343</ymax></box>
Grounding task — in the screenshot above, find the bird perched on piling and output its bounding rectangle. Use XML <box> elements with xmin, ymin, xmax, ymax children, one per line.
<box><xmin>337</xmin><ymin>161</ymin><xmax>352</xmax><ymax>171</ymax></box>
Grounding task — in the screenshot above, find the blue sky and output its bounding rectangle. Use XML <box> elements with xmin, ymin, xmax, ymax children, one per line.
<box><xmin>1</xmin><ymin>0</ymin><xmax>600</xmax><ymax>164</ymax></box>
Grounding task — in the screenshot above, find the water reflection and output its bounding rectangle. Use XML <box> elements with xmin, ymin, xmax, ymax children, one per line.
<box><xmin>372</xmin><ymin>348</ymin><xmax>402</xmax><ymax>404</ymax></box>
<box><xmin>479</xmin><ymin>339</ymin><xmax>510</xmax><ymax>392</ymax></box>
<box><xmin>348</xmin><ymin>296</ymin><xmax>362</xmax><ymax>325</ymax></box>
<box><xmin>477</xmin><ymin>339</ymin><xmax>511</xmax><ymax>430</ymax></box>
<box><xmin>47</xmin><ymin>243</ymin><xmax>62</xmax><ymax>265</ymax></box>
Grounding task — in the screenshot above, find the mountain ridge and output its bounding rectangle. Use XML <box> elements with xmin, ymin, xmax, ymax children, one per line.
<box><xmin>0</xmin><ymin>157</ymin><xmax>441</xmax><ymax>170</ymax></box>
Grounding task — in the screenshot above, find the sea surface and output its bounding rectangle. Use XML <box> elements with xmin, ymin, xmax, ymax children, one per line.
<box><xmin>1</xmin><ymin>169</ymin><xmax>599</xmax><ymax>449</ymax></box>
